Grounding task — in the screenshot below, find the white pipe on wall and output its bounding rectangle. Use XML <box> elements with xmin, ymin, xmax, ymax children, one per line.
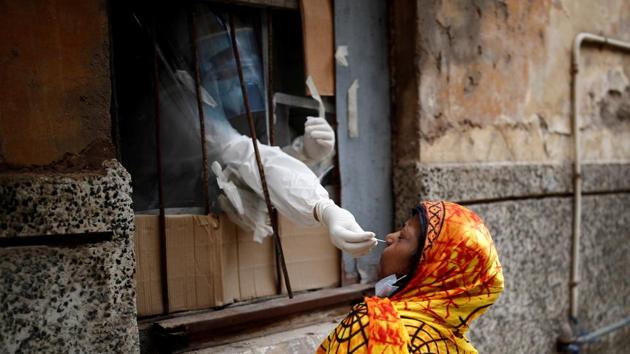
<box><xmin>570</xmin><ymin>33</ymin><xmax>630</xmax><ymax>320</ymax></box>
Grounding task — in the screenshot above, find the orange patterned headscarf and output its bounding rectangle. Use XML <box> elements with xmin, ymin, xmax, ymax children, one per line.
<box><xmin>317</xmin><ymin>201</ymin><xmax>504</xmax><ymax>353</ymax></box>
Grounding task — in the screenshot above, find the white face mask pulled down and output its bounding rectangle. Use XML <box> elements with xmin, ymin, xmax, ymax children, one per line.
<box><xmin>374</xmin><ymin>274</ymin><xmax>407</xmax><ymax>298</ymax></box>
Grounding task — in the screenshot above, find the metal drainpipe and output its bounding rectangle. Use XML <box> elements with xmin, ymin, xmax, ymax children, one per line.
<box><xmin>560</xmin><ymin>33</ymin><xmax>630</xmax><ymax>353</ymax></box>
<box><xmin>570</xmin><ymin>32</ymin><xmax>630</xmax><ymax>320</ymax></box>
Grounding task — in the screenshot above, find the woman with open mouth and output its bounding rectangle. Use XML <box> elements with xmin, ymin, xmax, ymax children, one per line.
<box><xmin>317</xmin><ymin>201</ymin><xmax>505</xmax><ymax>354</ymax></box>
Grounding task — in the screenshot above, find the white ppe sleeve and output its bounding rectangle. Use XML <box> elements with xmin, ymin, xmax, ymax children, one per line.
<box><xmin>214</xmin><ymin>134</ymin><xmax>329</xmax><ymax>228</ymax></box>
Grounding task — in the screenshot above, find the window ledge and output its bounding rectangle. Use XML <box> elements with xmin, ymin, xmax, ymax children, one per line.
<box><xmin>147</xmin><ymin>284</ymin><xmax>372</xmax><ymax>352</ymax></box>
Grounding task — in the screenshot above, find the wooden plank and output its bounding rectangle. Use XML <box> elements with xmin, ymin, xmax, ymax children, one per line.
<box><xmin>156</xmin><ymin>284</ymin><xmax>372</xmax><ymax>333</ymax></box>
<box><xmin>176</xmin><ymin>306</ymin><xmax>348</xmax><ymax>351</ymax></box>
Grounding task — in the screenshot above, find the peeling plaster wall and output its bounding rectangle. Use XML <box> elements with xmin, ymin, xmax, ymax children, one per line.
<box><xmin>398</xmin><ymin>0</ymin><xmax>630</xmax><ymax>164</ymax></box>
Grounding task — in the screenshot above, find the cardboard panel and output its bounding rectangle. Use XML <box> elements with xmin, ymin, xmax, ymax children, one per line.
<box><xmin>278</xmin><ymin>215</ymin><xmax>340</xmax><ymax>292</ymax></box>
<box><xmin>191</xmin><ymin>216</ymin><xmax>214</xmax><ymax>309</ymax></box>
<box><xmin>134</xmin><ymin>213</ymin><xmax>340</xmax><ymax>315</ymax></box>
<box><xmin>134</xmin><ymin>215</ymin><xmax>164</xmax><ymax>316</ymax></box>
<box><xmin>217</xmin><ymin>216</ymin><xmax>239</xmax><ymax>306</ymax></box>
<box><xmin>301</xmin><ymin>0</ymin><xmax>335</xmax><ymax>96</ymax></box>
<box><xmin>236</xmin><ymin>228</ymin><xmax>277</xmax><ymax>300</ymax></box>
<box><xmin>165</xmin><ymin>215</ymin><xmax>197</xmax><ymax>312</ymax></box>
<box><xmin>165</xmin><ymin>215</ymin><xmax>240</xmax><ymax>313</ymax></box>
<box><xmin>135</xmin><ymin>214</ymin><xmax>239</xmax><ymax>315</ymax></box>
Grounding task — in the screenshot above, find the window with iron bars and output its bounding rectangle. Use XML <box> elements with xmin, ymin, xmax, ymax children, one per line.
<box><xmin>110</xmin><ymin>0</ymin><xmax>342</xmax><ymax>318</ymax></box>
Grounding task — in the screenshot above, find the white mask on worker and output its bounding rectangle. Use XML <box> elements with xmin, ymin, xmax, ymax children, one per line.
<box><xmin>374</xmin><ymin>274</ymin><xmax>407</xmax><ymax>298</ymax></box>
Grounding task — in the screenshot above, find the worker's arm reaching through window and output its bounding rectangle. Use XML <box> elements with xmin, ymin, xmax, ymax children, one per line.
<box><xmin>208</xmin><ymin>113</ymin><xmax>377</xmax><ymax>258</ymax></box>
<box><xmin>158</xmin><ymin>64</ymin><xmax>376</xmax><ymax>257</ymax></box>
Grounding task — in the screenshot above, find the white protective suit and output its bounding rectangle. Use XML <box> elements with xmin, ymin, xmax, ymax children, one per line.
<box><xmin>174</xmin><ymin>70</ymin><xmax>376</xmax><ymax>257</ymax></box>
<box><xmin>211</xmin><ymin>132</ymin><xmax>377</xmax><ymax>258</ymax></box>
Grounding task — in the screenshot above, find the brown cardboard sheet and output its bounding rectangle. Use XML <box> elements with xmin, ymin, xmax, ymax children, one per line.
<box><xmin>278</xmin><ymin>215</ymin><xmax>340</xmax><ymax>293</ymax></box>
<box><xmin>134</xmin><ymin>215</ymin><xmax>164</xmax><ymax>316</ymax></box>
<box><xmin>134</xmin><ymin>213</ymin><xmax>340</xmax><ymax>316</ymax></box>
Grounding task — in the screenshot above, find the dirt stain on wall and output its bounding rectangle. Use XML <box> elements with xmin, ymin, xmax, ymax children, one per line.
<box><xmin>0</xmin><ymin>0</ymin><xmax>113</xmax><ymax>171</ymax></box>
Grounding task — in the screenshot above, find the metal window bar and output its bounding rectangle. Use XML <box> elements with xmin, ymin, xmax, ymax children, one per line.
<box><xmin>261</xmin><ymin>8</ymin><xmax>282</xmax><ymax>294</ymax></box>
<box><xmin>262</xmin><ymin>8</ymin><xmax>283</xmax><ymax>294</ymax></box>
<box><xmin>150</xmin><ymin>12</ymin><xmax>170</xmax><ymax>314</ymax></box>
<box><xmin>188</xmin><ymin>5</ymin><xmax>211</xmax><ymax>215</ymax></box>
<box><xmin>264</xmin><ymin>9</ymin><xmax>276</xmax><ymax>147</ymax></box>
<box><xmin>228</xmin><ymin>12</ymin><xmax>293</xmax><ymax>298</ymax></box>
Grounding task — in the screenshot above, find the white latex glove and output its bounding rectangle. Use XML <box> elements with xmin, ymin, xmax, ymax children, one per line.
<box><xmin>303</xmin><ymin>117</ymin><xmax>335</xmax><ymax>162</ymax></box>
<box><xmin>314</xmin><ymin>199</ymin><xmax>377</xmax><ymax>257</ymax></box>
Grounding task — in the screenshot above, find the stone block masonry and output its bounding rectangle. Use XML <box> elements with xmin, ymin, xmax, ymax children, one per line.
<box><xmin>0</xmin><ymin>160</ymin><xmax>139</xmax><ymax>353</ymax></box>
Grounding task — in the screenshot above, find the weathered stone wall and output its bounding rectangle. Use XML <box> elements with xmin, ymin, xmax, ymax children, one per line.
<box><xmin>0</xmin><ymin>1</ymin><xmax>139</xmax><ymax>352</ymax></box>
<box><xmin>0</xmin><ymin>160</ymin><xmax>139</xmax><ymax>353</ymax></box>
<box><xmin>468</xmin><ymin>194</ymin><xmax>630</xmax><ymax>353</ymax></box>
<box><xmin>390</xmin><ymin>0</ymin><xmax>630</xmax><ymax>352</ymax></box>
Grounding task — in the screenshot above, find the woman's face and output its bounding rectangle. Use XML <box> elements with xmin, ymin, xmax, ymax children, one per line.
<box><xmin>378</xmin><ymin>215</ymin><xmax>421</xmax><ymax>279</ymax></box>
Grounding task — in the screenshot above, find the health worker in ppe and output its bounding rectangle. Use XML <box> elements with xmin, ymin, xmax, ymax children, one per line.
<box><xmin>186</xmin><ymin>11</ymin><xmax>377</xmax><ymax>257</ymax></box>
<box><xmin>150</xmin><ymin>8</ymin><xmax>377</xmax><ymax>257</ymax></box>
<box><xmin>206</xmin><ymin>90</ymin><xmax>376</xmax><ymax>258</ymax></box>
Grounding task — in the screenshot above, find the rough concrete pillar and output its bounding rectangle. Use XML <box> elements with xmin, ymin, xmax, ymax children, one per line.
<box><xmin>0</xmin><ymin>161</ymin><xmax>139</xmax><ymax>353</ymax></box>
<box><xmin>0</xmin><ymin>0</ymin><xmax>139</xmax><ymax>352</ymax></box>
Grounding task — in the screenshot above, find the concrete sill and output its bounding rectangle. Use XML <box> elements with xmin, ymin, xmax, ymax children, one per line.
<box><xmin>145</xmin><ymin>284</ymin><xmax>372</xmax><ymax>353</ymax></box>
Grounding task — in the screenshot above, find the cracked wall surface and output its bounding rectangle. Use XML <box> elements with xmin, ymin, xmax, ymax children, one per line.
<box><xmin>392</xmin><ymin>0</ymin><xmax>630</xmax><ymax>165</ymax></box>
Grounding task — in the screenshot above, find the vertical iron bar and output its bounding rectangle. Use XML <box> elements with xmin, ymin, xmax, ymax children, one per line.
<box><xmin>228</xmin><ymin>13</ymin><xmax>293</xmax><ymax>298</ymax></box>
<box><xmin>151</xmin><ymin>13</ymin><xmax>170</xmax><ymax>314</ymax></box>
<box><xmin>272</xmin><ymin>207</ymin><xmax>281</xmax><ymax>294</ymax></box>
<box><xmin>188</xmin><ymin>5</ymin><xmax>211</xmax><ymax>215</ymax></box>
<box><xmin>266</xmin><ymin>9</ymin><xmax>276</xmax><ymax>147</ymax></box>
<box><xmin>264</xmin><ymin>8</ymin><xmax>281</xmax><ymax>295</ymax></box>
<box><xmin>261</xmin><ymin>11</ymin><xmax>271</xmax><ymax>146</ymax></box>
